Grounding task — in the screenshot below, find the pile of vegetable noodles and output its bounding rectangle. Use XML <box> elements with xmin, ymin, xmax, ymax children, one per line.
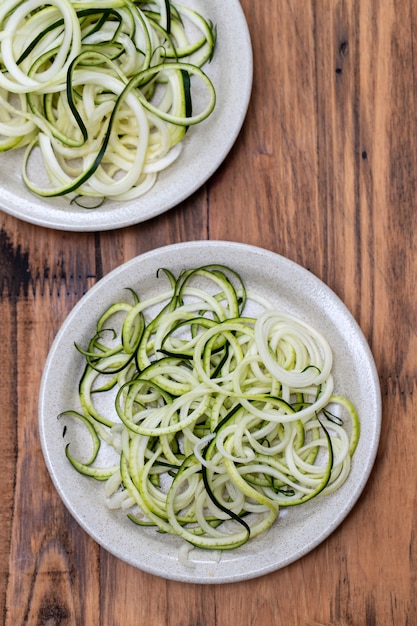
<box><xmin>0</xmin><ymin>1</ymin><xmax>216</xmax><ymax>203</ymax></box>
<box><xmin>61</xmin><ymin>265</ymin><xmax>360</xmax><ymax>552</ymax></box>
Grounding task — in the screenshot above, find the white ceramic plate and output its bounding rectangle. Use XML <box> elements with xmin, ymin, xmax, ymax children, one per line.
<box><xmin>39</xmin><ymin>241</ymin><xmax>381</xmax><ymax>583</ymax></box>
<box><xmin>0</xmin><ymin>2</ymin><xmax>252</xmax><ymax>231</ymax></box>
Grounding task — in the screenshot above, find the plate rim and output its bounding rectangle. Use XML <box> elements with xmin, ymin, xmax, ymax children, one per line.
<box><xmin>38</xmin><ymin>240</ymin><xmax>382</xmax><ymax>583</ymax></box>
<box><xmin>0</xmin><ymin>0</ymin><xmax>253</xmax><ymax>231</ymax></box>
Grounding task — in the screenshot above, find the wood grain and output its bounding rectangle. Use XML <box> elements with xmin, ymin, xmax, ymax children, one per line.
<box><xmin>1</xmin><ymin>1</ymin><xmax>417</xmax><ymax>624</ymax></box>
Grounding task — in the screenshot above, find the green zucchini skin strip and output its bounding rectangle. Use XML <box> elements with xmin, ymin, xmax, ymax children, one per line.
<box><xmin>65</xmin><ymin>445</ymin><xmax>119</xmax><ymax>481</ymax></box>
<box><xmin>59</xmin><ymin>265</ymin><xmax>360</xmax><ymax>554</ymax></box>
<box><xmin>59</xmin><ymin>409</ymin><xmax>101</xmax><ymax>465</ymax></box>
<box><xmin>61</xmin><ymin>410</ymin><xmax>118</xmax><ymax>480</ymax></box>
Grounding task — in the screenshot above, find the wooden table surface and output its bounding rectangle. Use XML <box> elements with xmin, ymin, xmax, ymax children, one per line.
<box><xmin>1</xmin><ymin>1</ymin><xmax>416</xmax><ymax>624</ymax></box>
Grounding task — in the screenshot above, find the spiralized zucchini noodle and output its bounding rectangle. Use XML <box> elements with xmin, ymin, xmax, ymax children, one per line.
<box><xmin>61</xmin><ymin>265</ymin><xmax>360</xmax><ymax>553</ymax></box>
<box><xmin>0</xmin><ymin>1</ymin><xmax>216</xmax><ymax>203</ymax></box>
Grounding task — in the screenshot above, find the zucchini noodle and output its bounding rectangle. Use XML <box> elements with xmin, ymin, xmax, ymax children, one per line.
<box><xmin>0</xmin><ymin>1</ymin><xmax>216</xmax><ymax>202</ymax></box>
<box><xmin>61</xmin><ymin>265</ymin><xmax>360</xmax><ymax>553</ymax></box>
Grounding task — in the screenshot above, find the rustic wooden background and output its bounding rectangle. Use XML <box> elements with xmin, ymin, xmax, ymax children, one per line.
<box><xmin>1</xmin><ymin>1</ymin><xmax>416</xmax><ymax>624</ymax></box>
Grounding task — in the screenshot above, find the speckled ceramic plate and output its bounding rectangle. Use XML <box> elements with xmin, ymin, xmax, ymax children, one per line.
<box><xmin>39</xmin><ymin>241</ymin><xmax>381</xmax><ymax>583</ymax></box>
<box><xmin>0</xmin><ymin>1</ymin><xmax>252</xmax><ymax>231</ymax></box>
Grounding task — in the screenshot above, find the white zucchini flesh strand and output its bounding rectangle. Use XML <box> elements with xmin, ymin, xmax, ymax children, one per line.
<box><xmin>254</xmin><ymin>310</ymin><xmax>334</xmax><ymax>388</ymax></box>
<box><xmin>0</xmin><ymin>0</ymin><xmax>216</xmax><ymax>201</ymax></box>
<box><xmin>61</xmin><ymin>265</ymin><xmax>360</xmax><ymax>552</ymax></box>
